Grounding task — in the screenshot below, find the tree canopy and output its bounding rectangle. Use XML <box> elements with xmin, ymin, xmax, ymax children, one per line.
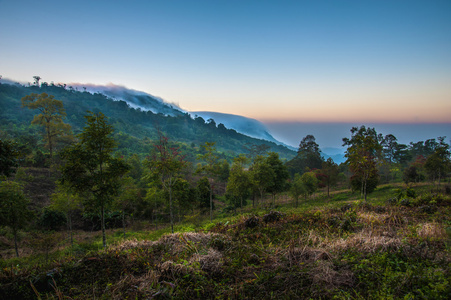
<box><xmin>60</xmin><ymin>111</ymin><xmax>130</xmax><ymax>248</ymax></box>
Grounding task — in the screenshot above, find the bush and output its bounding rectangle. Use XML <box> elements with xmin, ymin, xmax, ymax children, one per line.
<box><xmin>263</xmin><ymin>211</ymin><xmax>284</xmax><ymax>223</ymax></box>
<box><xmin>245</xmin><ymin>216</ymin><xmax>260</xmax><ymax>228</ymax></box>
<box><xmin>37</xmin><ymin>209</ymin><xmax>66</xmax><ymax>231</ymax></box>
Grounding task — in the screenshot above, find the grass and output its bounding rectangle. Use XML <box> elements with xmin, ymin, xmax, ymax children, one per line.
<box><xmin>0</xmin><ymin>183</ymin><xmax>450</xmax><ymax>299</ymax></box>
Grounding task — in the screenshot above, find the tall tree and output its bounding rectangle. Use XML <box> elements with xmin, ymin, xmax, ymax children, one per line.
<box><xmin>244</xmin><ymin>143</ymin><xmax>270</xmax><ymax>161</ymax></box>
<box><xmin>227</xmin><ymin>155</ymin><xmax>251</xmax><ymax>209</ymax></box>
<box><xmin>265</xmin><ymin>152</ymin><xmax>289</xmax><ymax>206</ymax></box>
<box><xmin>424</xmin><ymin>137</ymin><xmax>450</xmax><ymax>188</ymax></box>
<box><xmin>343</xmin><ymin>126</ymin><xmax>382</xmax><ymax>201</ymax></box>
<box><xmin>321</xmin><ymin>157</ymin><xmax>339</xmax><ymax>198</ymax></box>
<box><xmin>289</xmin><ymin>173</ymin><xmax>305</xmax><ymax>207</ymax></box>
<box><xmin>197</xmin><ymin>142</ymin><xmax>220</xmax><ymax>221</ymax></box>
<box><xmin>60</xmin><ymin>111</ymin><xmax>130</xmax><ymax>248</ymax></box>
<box><xmin>249</xmin><ymin>155</ymin><xmax>274</xmax><ymax>207</ymax></box>
<box><xmin>300</xmin><ymin>172</ymin><xmax>319</xmax><ymax>200</ymax></box>
<box><xmin>21</xmin><ymin>93</ymin><xmax>72</xmax><ymax>159</ymax></box>
<box><xmin>286</xmin><ymin>135</ymin><xmax>323</xmax><ymax>177</ymax></box>
<box><xmin>0</xmin><ymin>181</ymin><xmax>32</xmax><ymax>257</ymax></box>
<box><xmin>33</xmin><ymin>76</ymin><xmax>41</xmax><ymax>87</ymax></box>
<box><xmin>146</xmin><ymin>131</ymin><xmax>186</xmax><ymax>233</ymax></box>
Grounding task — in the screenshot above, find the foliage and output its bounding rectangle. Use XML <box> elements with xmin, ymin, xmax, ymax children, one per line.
<box><xmin>0</xmin><ymin>181</ymin><xmax>32</xmax><ymax>257</ymax></box>
<box><xmin>50</xmin><ymin>183</ymin><xmax>83</xmax><ymax>246</ymax></box>
<box><xmin>343</xmin><ymin>126</ymin><xmax>382</xmax><ymax>201</ymax></box>
<box><xmin>37</xmin><ymin>208</ymin><xmax>66</xmax><ymax>231</ymax></box>
<box><xmin>249</xmin><ymin>155</ymin><xmax>274</xmax><ymax>206</ymax></box>
<box><xmin>265</xmin><ymin>152</ymin><xmax>289</xmax><ymax>206</ymax></box>
<box><xmin>0</xmin><ymin>138</ymin><xmax>20</xmax><ymax>178</ymax></box>
<box><xmin>2</xmin><ymin>187</ymin><xmax>450</xmax><ymax>299</ymax></box>
<box><xmin>300</xmin><ymin>171</ymin><xmax>319</xmax><ymax>199</ymax></box>
<box><xmin>146</xmin><ymin>131</ymin><xmax>187</xmax><ymax>233</ymax></box>
<box><xmin>196</xmin><ymin>177</ymin><xmax>212</xmax><ymax>213</ymax></box>
<box><xmin>321</xmin><ymin>157</ymin><xmax>339</xmax><ymax>197</ymax></box>
<box><xmin>60</xmin><ymin>111</ymin><xmax>130</xmax><ymax>248</ymax></box>
<box><xmin>21</xmin><ymin>92</ymin><xmax>72</xmax><ymax>158</ymax></box>
<box><xmin>286</xmin><ymin>134</ymin><xmax>324</xmax><ymax>177</ymax></box>
<box><xmin>226</xmin><ymin>155</ymin><xmax>251</xmax><ymax>209</ymax></box>
<box><xmin>1</xmin><ymin>83</ymin><xmax>296</xmax><ymax>163</ymax></box>
<box><xmin>289</xmin><ymin>173</ymin><xmax>305</xmax><ymax>207</ymax></box>
<box><xmin>196</xmin><ymin>142</ymin><xmax>220</xmax><ymax>221</ymax></box>
<box><xmin>424</xmin><ymin>137</ymin><xmax>450</xmax><ymax>186</ymax></box>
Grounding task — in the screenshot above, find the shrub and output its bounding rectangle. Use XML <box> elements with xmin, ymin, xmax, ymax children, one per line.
<box><xmin>263</xmin><ymin>211</ymin><xmax>284</xmax><ymax>223</ymax></box>
<box><xmin>37</xmin><ymin>208</ymin><xmax>66</xmax><ymax>231</ymax></box>
<box><xmin>245</xmin><ymin>216</ymin><xmax>260</xmax><ymax>228</ymax></box>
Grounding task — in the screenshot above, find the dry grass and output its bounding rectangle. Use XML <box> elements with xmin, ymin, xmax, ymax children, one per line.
<box><xmin>357</xmin><ymin>211</ymin><xmax>389</xmax><ymax>225</ymax></box>
<box><xmin>416</xmin><ymin>222</ymin><xmax>448</xmax><ymax>240</ymax></box>
<box><xmin>109</xmin><ymin>270</ymin><xmax>159</xmax><ymax>299</ymax></box>
<box><xmin>327</xmin><ymin>229</ymin><xmax>402</xmax><ymax>253</ymax></box>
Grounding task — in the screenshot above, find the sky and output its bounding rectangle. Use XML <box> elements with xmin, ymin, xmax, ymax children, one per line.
<box><xmin>1</xmin><ymin>0</ymin><xmax>450</xmax><ymax>148</ymax></box>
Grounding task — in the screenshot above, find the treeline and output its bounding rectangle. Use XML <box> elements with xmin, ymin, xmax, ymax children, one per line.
<box><xmin>0</xmin><ymin>81</ymin><xmax>450</xmax><ymax>257</ymax></box>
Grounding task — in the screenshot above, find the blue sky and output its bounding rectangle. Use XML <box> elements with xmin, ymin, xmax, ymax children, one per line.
<box><xmin>1</xmin><ymin>0</ymin><xmax>450</xmax><ymax>147</ymax></box>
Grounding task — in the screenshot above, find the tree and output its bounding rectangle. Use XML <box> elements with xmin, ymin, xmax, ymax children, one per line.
<box><xmin>300</xmin><ymin>172</ymin><xmax>318</xmax><ymax>200</ymax></box>
<box><xmin>265</xmin><ymin>152</ymin><xmax>289</xmax><ymax>206</ymax></box>
<box><xmin>113</xmin><ymin>176</ymin><xmax>140</xmax><ymax>238</ymax></box>
<box><xmin>321</xmin><ymin>157</ymin><xmax>339</xmax><ymax>198</ymax></box>
<box><xmin>0</xmin><ymin>181</ymin><xmax>32</xmax><ymax>257</ymax></box>
<box><xmin>172</xmin><ymin>178</ymin><xmax>195</xmax><ymax>220</ymax></box>
<box><xmin>343</xmin><ymin>126</ymin><xmax>382</xmax><ymax>201</ymax></box>
<box><xmin>196</xmin><ymin>177</ymin><xmax>212</xmax><ymax>213</ymax></box>
<box><xmin>33</xmin><ymin>76</ymin><xmax>41</xmax><ymax>87</ymax></box>
<box><xmin>60</xmin><ymin>111</ymin><xmax>130</xmax><ymax>248</ymax></box>
<box><xmin>146</xmin><ymin>131</ymin><xmax>186</xmax><ymax>233</ymax></box>
<box><xmin>289</xmin><ymin>173</ymin><xmax>306</xmax><ymax>207</ymax></box>
<box><xmin>286</xmin><ymin>135</ymin><xmax>323</xmax><ymax>177</ymax></box>
<box><xmin>50</xmin><ymin>183</ymin><xmax>82</xmax><ymax>247</ymax></box>
<box><xmin>249</xmin><ymin>155</ymin><xmax>274</xmax><ymax>207</ymax></box>
<box><xmin>197</xmin><ymin>142</ymin><xmax>220</xmax><ymax>221</ymax></box>
<box><xmin>244</xmin><ymin>143</ymin><xmax>270</xmax><ymax>161</ymax></box>
<box><xmin>227</xmin><ymin>155</ymin><xmax>251</xmax><ymax>209</ymax></box>
<box><xmin>0</xmin><ymin>139</ymin><xmax>20</xmax><ymax>178</ymax></box>
<box><xmin>381</xmin><ymin>134</ymin><xmax>398</xmax><ymax>164</ymax></box>
<box><xmin>424</xmin><ymin>137</ymin><xmax>450</xmax><ymax>188</ymax></box>
<box><xmin>21</xmin><ymin>93</ymin><xmax>72</xmax><ymax>159</ymax></box>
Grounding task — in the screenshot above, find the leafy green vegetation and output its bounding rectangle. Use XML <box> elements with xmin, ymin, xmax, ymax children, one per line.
<box><xmin>0</xmin><ymin>81</ymin><xmax>450</xmax><ymax>298</ymax></box>
<box><xmin>0</xmin><ymin>185</ymin><xmax>449</xmax><ymax>299</ymax></box>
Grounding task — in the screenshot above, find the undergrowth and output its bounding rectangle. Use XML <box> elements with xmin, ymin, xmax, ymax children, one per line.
<box><xmin>0</xmin><ymin>186</ymin><xmax>450</xmax><ymax>299</ymax></box>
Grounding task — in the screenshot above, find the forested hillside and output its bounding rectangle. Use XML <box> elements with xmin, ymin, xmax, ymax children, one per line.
<box><xmin>0</xmin><ymin>82</ymin><xmax>295</xmax><ymax>162</ymax></box>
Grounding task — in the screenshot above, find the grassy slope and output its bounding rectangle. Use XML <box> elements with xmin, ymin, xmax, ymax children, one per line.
<box><xmin>0</xmin><ymin>184</ymin><xmax>450</xmax><ymax>299</ymax></box>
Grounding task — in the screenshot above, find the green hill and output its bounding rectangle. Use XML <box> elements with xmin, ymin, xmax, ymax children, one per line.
<box><xmin>0</xmin><ymin>83</ymin><xmax>295</xmax><ymax>162</ymax></box>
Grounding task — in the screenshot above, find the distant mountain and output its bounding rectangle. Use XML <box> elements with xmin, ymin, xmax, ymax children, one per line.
<box><xmin>321</xmin><ymin>147</ymin><xmax>346</xmax><ymax>164</ymax></box>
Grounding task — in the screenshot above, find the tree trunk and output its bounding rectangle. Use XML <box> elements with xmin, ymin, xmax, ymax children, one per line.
<box><xmin>364</xmin><ymin>173</ymin><xmax>368</xmax><ymax>201</ymax></box>
<box><xmin>68</xmin><ymin>213</ymin><xmax>73</xmax><ymax>248</ymax></box>
<box><xmin>209</xmin><ymin>187</ymin><xmax>213</xmax><ymax>222</ymax></box>
<box><xmin>46</xmin><ymin>124</ymin><xmax>53</xmax><ymax>159</ymax></box>
<box><xmin>169</xmin><ymin>187</ymin><xmax>174</xmax><ymax>233</ymax></box>
<box><xmin>122</xmin><ymin>211</ymin><xmax>126</xmax><ymax>239</ymax></box>
<box><xmin>13</xmin><ymin>227</ymin><xmax>19</xmax><ymax>257</ymax></box>
<box><xmin>101</xmin><ymin>205</ymin><xmax>106</xmax><ymax>248</ymax></box>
